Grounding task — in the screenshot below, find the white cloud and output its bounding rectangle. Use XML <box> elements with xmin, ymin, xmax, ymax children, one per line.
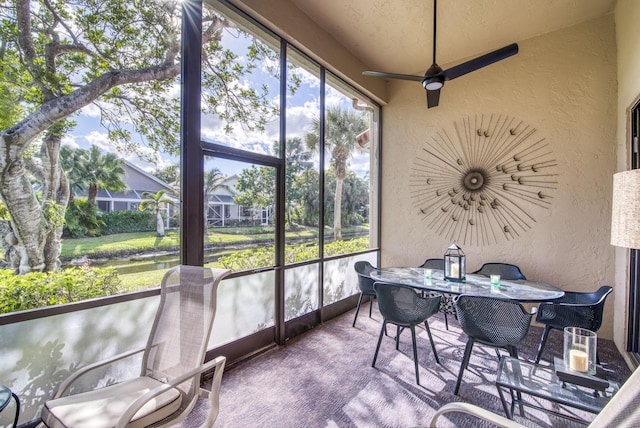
<box><xmin>61</xmin><ymin>135</ymin><xmax>80</xmax><ymax>149</ymax></box>
<box><xmin>84</xmin><ymin>130</ymin><xmax>111</xmax><ymax>150</ymax></box>
<box><xmin>285</xmin><ymin>101</ymin><xmax>319</xmax><ymax>137</ymax></box>
<box><xmin>78</xmin><ymin>102</ymin><xmax>101</xmax><ymax>118</ymax></box>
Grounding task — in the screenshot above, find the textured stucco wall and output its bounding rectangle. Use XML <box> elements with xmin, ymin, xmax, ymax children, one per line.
<box><xmin>381</xmin><ymin>15</ymin><xmax>618</xmax><ymax>339</ymax></box>
<box><xmin>614</xmin><ymin>0</ymin><xmax>640</xmax><ymax>357</ymax></box>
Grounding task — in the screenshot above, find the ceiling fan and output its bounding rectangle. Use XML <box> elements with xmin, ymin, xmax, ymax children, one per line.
<box><xmin>362</xmin><ymin>0</ymin><xmax>518</xmax><ymax>108</ymax></box>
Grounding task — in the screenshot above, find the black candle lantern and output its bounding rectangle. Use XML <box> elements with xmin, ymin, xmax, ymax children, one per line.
<box><xmin>444</xmin><ymin>243</ymin><xmax>466</xmax><ymax>282</ymax></box>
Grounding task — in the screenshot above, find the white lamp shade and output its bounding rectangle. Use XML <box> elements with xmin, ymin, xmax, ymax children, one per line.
<box><xmin>611</xmin><ymin>169</ymin><xmax>640</xmax><ymax>249</ymax></box>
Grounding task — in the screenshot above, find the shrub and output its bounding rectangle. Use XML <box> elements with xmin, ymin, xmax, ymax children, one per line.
<box><xmin>100</xmin><ymin>210</ymin><xmax>155</xmax><ymax>235</ymax></box>
<box><xmin>216</xmin><ymin>237</ymin><xmax>369</xmax><ymax>271</ymax></box>
<box><xmin>0</xmin><ymin>266</ymin><xmax>123</xmax><ymax>314</ymax></box>
<box><xmin>64</xmin><ymin>199</ymin><xmax>104</xmax><ymax>237</ymax></box>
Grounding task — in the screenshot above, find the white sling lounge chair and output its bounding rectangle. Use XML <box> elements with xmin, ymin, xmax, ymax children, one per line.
<box><xmin>41</xmin><ymin>265</ymin><xmax>230</xmax><ymax>428</ymax></box>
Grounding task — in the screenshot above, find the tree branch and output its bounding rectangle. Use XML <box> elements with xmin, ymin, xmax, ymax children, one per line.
<box><xmin>15</xmin><ymin>0</ymin><xmax>36</xmax><ymax>64</ymax></box>
<box><xmin>3</xmin><ymin>62</ymin><xmax>181</xmax><ymax>153</ymax></box>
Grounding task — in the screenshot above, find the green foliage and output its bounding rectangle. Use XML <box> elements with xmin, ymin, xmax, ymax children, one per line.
<box><xmin>0</xmin><ymin>201</ymin><xmax>10</xmax><ymax>221</ymax></box>
<box><xmin>138</xmin><ymin>190</ymin><xmax>174</xmax><ymax>214</ymax></box>
<box><xmin>234</xmin><ymin>165</ymin><xmax>275</xmax><ymax>209</ymax></box>
<box><xmin>100</xmin><ymin>210</ymin><xmax>156</xmax><ymax>235</ymax></box>
<box><xmin>153</xmin><ymin>164</ymin><xmax>179</xmax><ymax>186</ymax></box>
<box><xmin>42</xmin><ymin>200</ymin><xmax>66</xmax><ymax>231</ymax></box>
<box><xmin>61</xmin><ymin>145</ymin><xmax>127</xmax><ymax>204</ymax></box>
<box><xmin>213</xmin><ymin>226</ymin><xmax>276</xmax><ymax>235</ymax></box>
<box><xmin>324</xmin><ymin>171</ymin><xmax>369</xmax><ymax>227</ymax></box>
<box><xmin>0</xmin><ymin>266</ymin><xmax>123</xmax><ymax>314</ymax></box>
<box><xmin>63</xmin><ymin>199</ymin><xmax>104</xmax><ymax>238</ymax></box>
<box><xmin>216</xmin><ymin>237</ymin><xmax>369</xmax><ymax>271</ymax></box>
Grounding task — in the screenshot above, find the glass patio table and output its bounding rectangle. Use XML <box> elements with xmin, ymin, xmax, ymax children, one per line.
<box><xmin>496</xmin><ymin>356</ymin><xmax>619</xmax><ymax>424</ymax></box>
<box><xmin>370</xmin><ymin>267</ymin><xmax>564</xmax><ymax>302</ymax></box>
<box><xmin>0</xmin><ymin>385</ymin><xmax>20</xmax><ymax>428</ymax></box>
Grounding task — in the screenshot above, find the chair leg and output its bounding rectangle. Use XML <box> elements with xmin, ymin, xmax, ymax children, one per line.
<box><xmin>396</xmin><ymin>325</ymin><xmax>402</xmax><ymax>350</ymax></box>
<box><xmin>454</xmin><ymin>339</ymin><xmax>474</xmax><ymax>395</ymax></box>
<box><xmin>424</xmin><ymin>321</ymin><xmax>440</xmax><ymax>364</ymax></box>
<box><xmin>410</xmin><ymin>326</ymin><xmax>420</xmax><ymax>384</ymax></box>
<box><xmin>534</xmin><ymin>326</ymin><xmax>552</xmax><ymax>363</ymax></box>
<box><xmin>372</xmin><ymin>321</ymin><xmax>386</xmax><ymax>368</ymax></box>
<box><xmin>352</xmin><ymin>293</ymin><xmax>364</xmax><ymax>327</ymax></box>
<box><xmin>443</xmin><ymin>311</ymin><xmax>449</xmax><ymax>330</ymax></box>
<box><xmin>368</xmin><ymin>295</ymin><xmax>374</xmax><ymax>318</ymax></box>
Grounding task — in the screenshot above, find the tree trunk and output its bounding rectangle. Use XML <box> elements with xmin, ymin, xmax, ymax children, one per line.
<box><xmin>0</xmin><ymin>129</ymin><xmax>70</xmax><ymax>272</ymax></box>
<box><xmin>156</xmin><ymin>209</ymin><xmax>165</xmax><ymax>237</ymax></box>
<box><xmin>0</xmin><ymin>151</ymin><xmax>47</xmax><ymax>273</ymax></box>
<box><xmin>88</xmin><ymin>183</ymin><xmax>98</xmax><ymax>205</ymax></box>
<box><xmin>332</xmin><ymin>146</ymin><xmax>349</xmax><ymax>242</ymax></box>
<box><xmin>334</xmin><ymin>177</ymin><xmax>343</xmax><ymax>241</ymax></box>
<box><xmin>40</xmin><ymin>134</ymin><xmax>70</xmax><ymax>271</ymax></box>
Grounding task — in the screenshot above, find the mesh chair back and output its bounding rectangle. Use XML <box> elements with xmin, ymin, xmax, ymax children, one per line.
<box><xmin>473</xmin><ymin>262</ymin><xmax>526</xmax><ymax>280</ymax></box>
<box><xmin>374</xmin><ymin>282</ymin><xmax>441</xmax><ymax>326</ymax></box>
<box><xmin>455</xmin><ymin>295</ymin><xmax>532</xmax><ymax>346</ymax></box>
<box><xmin>142</xmin><ymin>265</ymin><xmax>229</xmax><ymax>416</ymax></box>
<box><xmin>355</xmin><ymin>261</ymin><xmax>376</xmax><ymax>295</ymax></box>
<box><xmin>419</xmin><ymin>258</ymin><xmax>444</xmax><ymax>270</ymax></box>
<box><xmin>536</xmin><ymin>285</ymin><xmax>612</xmax><ymax>331</ymax></box>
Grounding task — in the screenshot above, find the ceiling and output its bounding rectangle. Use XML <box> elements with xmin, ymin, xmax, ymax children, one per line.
<box><xmin>288</xmin><ymin>0</ymin><xmax>616</xmax><ymax>77</ymax></box>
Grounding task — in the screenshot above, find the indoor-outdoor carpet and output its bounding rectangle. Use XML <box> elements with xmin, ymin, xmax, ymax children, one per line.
<box><xmin>177</xmin><ymin>304</ymin><xmax>631</xmax><ymax>428</ymax></box>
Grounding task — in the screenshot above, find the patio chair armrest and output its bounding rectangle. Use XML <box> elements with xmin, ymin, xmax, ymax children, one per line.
<box><xmin>115</xmin><ymin>356</ymin><xmax>226</xmax><ymax>428</ymax></box>
<box><xmin>429</xmin><ymin>402</ymin><xmax>526</xmax><ymax>428</ymax></box>
<box><xmin>54</xmin><ymin>347</ymin><xmax>146</xmax><ymax>399</ymax></box>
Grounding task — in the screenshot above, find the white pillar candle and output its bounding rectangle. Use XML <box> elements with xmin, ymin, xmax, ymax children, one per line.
<box><xmin>569</xmin><ymin>349</ymin><xmax>589</xmax><ymax>372</ymax></box>
<box><xmin>451</xmin><ymin>263</ymin><xmax>459</xmax><ymax>277</ymax></box>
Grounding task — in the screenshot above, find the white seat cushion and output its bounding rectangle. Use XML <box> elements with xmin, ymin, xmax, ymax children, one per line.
<box><xmin>42</xmin><ymin>376</ymin><xmax>182</xmax><ymax>428</ymax></box>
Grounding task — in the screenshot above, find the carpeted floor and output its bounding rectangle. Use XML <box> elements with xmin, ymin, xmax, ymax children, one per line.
<box><xmin>180</xmin><ymin>304</ymin><xmax>631</xmax><ymax>428</ymax></box>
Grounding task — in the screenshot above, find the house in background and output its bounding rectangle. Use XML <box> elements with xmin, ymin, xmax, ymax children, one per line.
<box><xmin>76</xmin><ymin>161</ymin><xmax>180</xmax><ymax>228</ymax></box>
<box><xmin>206</xmin><ymin>174</ymin><xmax>273</xmax><ymax>227</ymax></box>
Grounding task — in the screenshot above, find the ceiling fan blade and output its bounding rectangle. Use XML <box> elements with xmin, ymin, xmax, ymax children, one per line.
<box><xmin>426</xmin><ymin>88</ymin><xmax>441</xmax><ymax>108</ymax></box>
<box><xmin>362</xmin><ymin>71</ymin><xmax>424</xmax><ymax>82</ymax></box>
<box><xmin>441</xmin><ymin>43</ymin><xmax>518</xmax><ymax>81</ymax></box>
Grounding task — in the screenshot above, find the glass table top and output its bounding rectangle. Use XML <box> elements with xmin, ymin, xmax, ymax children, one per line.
<box><xmin>370</xmin><ymin>267</ymin><xmax>564</xmax><ymax>302</ymax></box>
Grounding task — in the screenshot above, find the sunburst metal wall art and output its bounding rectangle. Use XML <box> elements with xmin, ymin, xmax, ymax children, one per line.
<box><xmin>410</xmin><ymin>115</ymin><xmax>558</xmax><ymax>246</ymax></box>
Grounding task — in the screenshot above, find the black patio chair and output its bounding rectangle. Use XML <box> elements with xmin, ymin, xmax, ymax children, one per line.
<box><xmin>418</xmin><ymin>258</ymin><xmax>456</xmax><ymax>331</ymax></box>
<box><xmin>534</xmin><ymin>285</ymin><xmax>613</xmax><ymax>364</ymax></box>
<box><xmin>473</xmin><ymin>262</ymin><xmax>527</xmax><ymax>280</ymax></box>
<box><xmin>372</xmin><ymin>282</ymin><xmax>441</xmax><ymax>385</ymax></box>
<box><xmin>454</xmin><ymin>295</ymin><xmax>533</xmax><ymax>396</ymax></box>
<box><xmin>418</xmin><ymin>258</ymin><xmax>444</xmax><ymax>270</ymax></box>
<box><xmin>353</xmin><ymin>261</ymin><xmax>377</xmax><ymax>327</ymax></box>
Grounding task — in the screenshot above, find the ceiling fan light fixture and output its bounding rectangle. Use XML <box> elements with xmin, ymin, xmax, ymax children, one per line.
<box><xmin>423</xmin><ymin>77</ymin><xmax>443</xmax><ymax>90</ymax></box>
<box><xmin>360</xmin><ymin>0</ymin><xmax>518</xmax><ymax>109</ymax></box>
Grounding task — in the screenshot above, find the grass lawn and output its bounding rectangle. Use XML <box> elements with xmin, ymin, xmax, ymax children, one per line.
<box><xmin>61</xmin><ymin>225</ymin><xmax>368</xmax><ymax>260</ymax></box>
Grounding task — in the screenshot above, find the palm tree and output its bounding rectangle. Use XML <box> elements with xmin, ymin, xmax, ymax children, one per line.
<box><xmin>305</xmin><ymin>107</ymin><xmax>367</xmax><ymax>240</ymax></box>
<box><xmin>204</xmin><ymin>168</ymin><xmax>232</xmax><ymax>228</ymax></box>
<box><xmin>62</xmin><ymin>145</ymin><xmax>127</xmax><ymax>206</ymax></box>
<box><xmin>60</xmin><ymin>146</ymin><xmax>86</xmax><ymax>206</ymax></box>
<box><xmin>139</xmin><ymin>190</ymin><xmax>175</xmax><ymax>237</ymax></box>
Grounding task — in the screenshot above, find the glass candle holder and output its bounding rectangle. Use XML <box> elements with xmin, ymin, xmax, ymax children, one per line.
<box><xmin>563</xmin><ymin>327</ymin><xmax>597</xmax><ymax>375</ymax></box>
<box><xmin>490</xmin><ymin>274</ymin><xmax>501</xmax><ymax>286</ymax></box>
